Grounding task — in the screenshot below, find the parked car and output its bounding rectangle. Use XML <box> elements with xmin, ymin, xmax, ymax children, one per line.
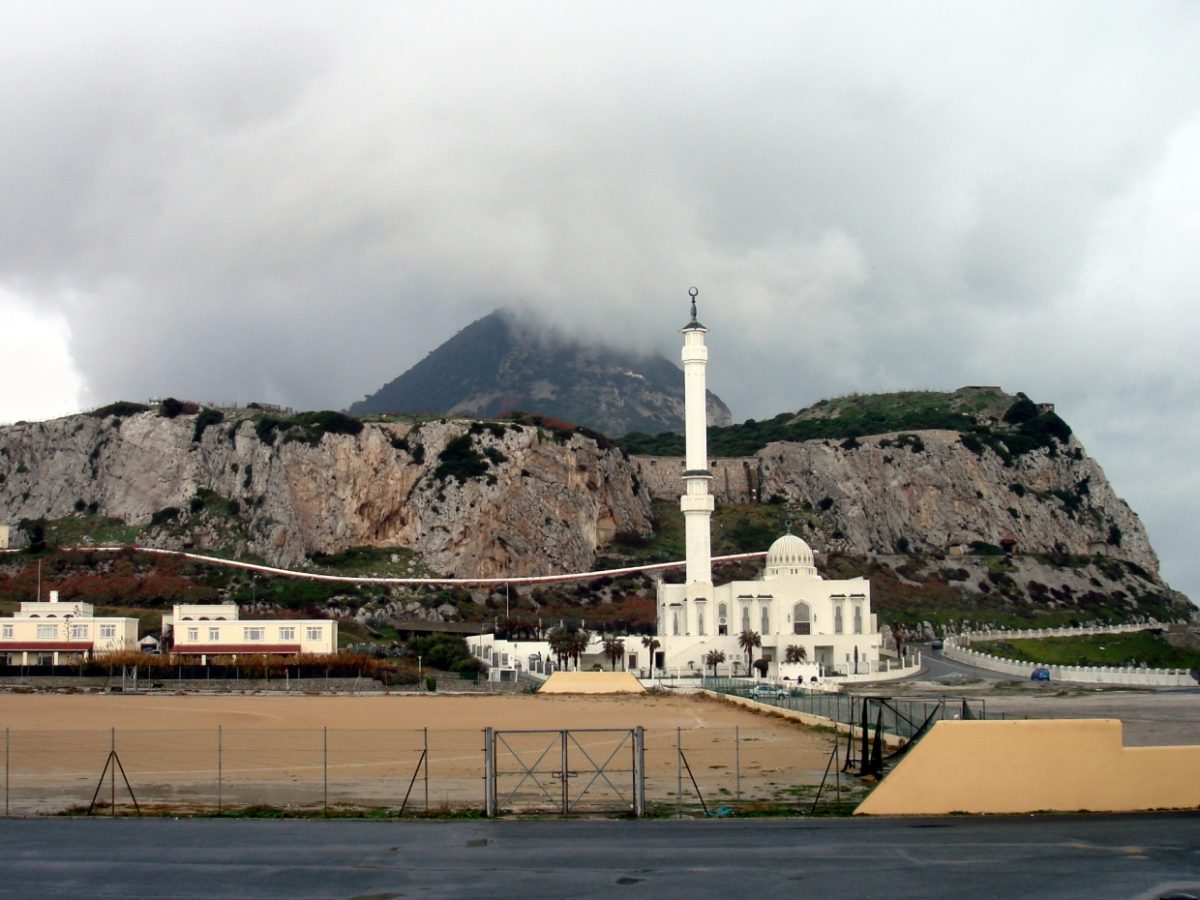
<box><xmin>746</xmin><ymin>684</ymin><xmax>787</xmax><ymax>700</ymax></box>
<box><xmin>1030</xmin><ymin>667</ymin><xmax>1051</xmax><ymax>682</ymax></box>
<box><xmin>930</xmin><ymin>639</ymin><xmax>944</xmax><ymax>651</ymax></box>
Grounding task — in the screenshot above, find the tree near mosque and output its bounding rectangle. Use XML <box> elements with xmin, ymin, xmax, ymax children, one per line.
<box><xmin>737</xmin><ymin>630</ymin><xmax>761</xmax><ymax>674</ymax></box>
<box><xmin>704</xmin><ymin>648</ymin><xmax>726</xmax><ymax>677</ymax></box>
<box><xmin>641</xmin><ymin>635</ymin><xmax>661</xmax><ymax>670</ymax></box>
<box><xmin>784</xmin><ymin>645</ymin><xmax>807</xmax><ymax>664</ymax></box>
<box><xmin>602</xmin><ymin>637</ymin><xmax>625</xmax><ymax>671</ymax></box>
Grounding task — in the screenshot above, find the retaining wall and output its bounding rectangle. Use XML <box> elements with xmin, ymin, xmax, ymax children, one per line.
<box><xmin>943</xmin><ymin>624</ymin><xmax>1197</xmax><ymax>687</ymax></box>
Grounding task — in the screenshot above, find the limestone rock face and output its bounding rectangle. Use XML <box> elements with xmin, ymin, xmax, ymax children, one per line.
<box><xmin>636</xmin><ymin>430</ymin><xmax>1160</xmax><ymax>576</ymax></box>
<box><xmin>0</xmin><ymin>412</ymin><xmax>652</xmax><ymax>577</ymax></box>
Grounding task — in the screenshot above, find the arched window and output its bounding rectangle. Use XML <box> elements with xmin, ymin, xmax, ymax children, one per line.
<box><xmin>741</xmin><ymin>606</ymin><xmax>750</xmax><ymax>633</ymax></box>
<box><xmin>761</xmin><ymin>607</ymin><xmax>770</xmax><ymax>635</ymax></box>
<box><xmin>718</xmin><ymin>603</ymin><xmax>728</xmax><ymax>636</ymax></box>
<box><xmin>853</xmin><ymin>605</ymin><xmax>863</xmax><ymax>634</ymax></box>
<box><xmin>697</xmin><ymin>609</ymin><xmax>706</xmax><ymax>636</ymax></box>
<box><xmin>792</xmin><ymin>602</ymin><xmax>811</xmax><ymax>635</ymax></box>
<box><xmin>834</xmin><ymin>605</ymin><xmax>844</xmax><ymax>634</ymax></box>
<box><xmin>672</xmin><ymin>612</ymin><xmax>679</xmax><ymax>636</ymax></box>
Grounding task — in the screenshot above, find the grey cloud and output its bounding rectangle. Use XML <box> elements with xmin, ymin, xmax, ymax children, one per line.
<box><xmin>1</xmin><ymin>2</ymin><xmax>1198</xmax><ymax>601</ymax></box>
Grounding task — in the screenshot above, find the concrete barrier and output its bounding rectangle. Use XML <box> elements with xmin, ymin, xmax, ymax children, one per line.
<box><xmin>855</xmin><ymin>719</ymin><xmax>1200</xmax><ymax>815</ymax></box>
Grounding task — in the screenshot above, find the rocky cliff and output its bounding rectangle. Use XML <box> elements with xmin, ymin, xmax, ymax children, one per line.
<box><xmin>634</xmin><ymin>431</ymin><xmax>1157</xmax><ymax>575</ymax></box>
<box><xmin>0</xmin><ymin>407</ymin><xmax>652</xmax><ymax>577</ymax></box>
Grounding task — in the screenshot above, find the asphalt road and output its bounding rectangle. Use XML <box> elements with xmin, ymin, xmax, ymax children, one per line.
<box><xmin>916</xmin><ymin>645</ymin><xmax>1013</xmax><ymax>681</ymax></box>
<box><xmin>2</xmin><ymin>814</ymin><xmax>1197</xmax><ymax>899</ymax></box>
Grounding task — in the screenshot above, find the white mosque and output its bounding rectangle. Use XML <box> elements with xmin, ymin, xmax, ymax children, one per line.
<box><xmin>649</xmin><ymin>290</ymin><xmax>881</xmax><ymax>681</ymax></box>
<box><xmin>473</xmin><ymin>289</ymin><xmax>884</xmax><ymax>682</ymax></box>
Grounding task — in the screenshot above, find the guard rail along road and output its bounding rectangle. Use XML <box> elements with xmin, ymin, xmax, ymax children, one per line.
<box><xmin>942</xmin><ymin>623</ymin><xmax>1198</xmax><ymax>687</ymax></box>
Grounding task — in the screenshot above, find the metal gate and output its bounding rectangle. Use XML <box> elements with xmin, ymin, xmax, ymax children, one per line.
<box><xmin>483</xmin><ymin>727</ymin><xmax>645</xmax><ymax>817</ymax></box>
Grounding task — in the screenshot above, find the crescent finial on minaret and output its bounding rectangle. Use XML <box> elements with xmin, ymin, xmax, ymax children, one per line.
<box><xmin>689</xmin><ymin>286</ymin><xmax>698</xmax><ymax>322</ymax></box>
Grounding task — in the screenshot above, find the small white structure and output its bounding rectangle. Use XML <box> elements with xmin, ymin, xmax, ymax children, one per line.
<box><xmin>0</xmin><ymin>590</ymin><xmax>138</xmax><ymax>665</ymax></box>
<box><xmin>0</xmin><ymin>524</ymin><xmax>9</xmax><ymax>550</ymax></box>
<box><xmin>163</xmin><ymin>603</ymin><xmax>338</xmax><ymax>664</ymax></box>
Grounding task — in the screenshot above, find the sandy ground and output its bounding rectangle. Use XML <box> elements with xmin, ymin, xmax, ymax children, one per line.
<box><xmin>0</xmin><ymin>692</ymin><xmax>841</xmax><ymax>815</ymax></box>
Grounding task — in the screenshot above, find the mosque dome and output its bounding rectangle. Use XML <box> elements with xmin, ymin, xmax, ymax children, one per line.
<box><xmin>764</xmin><ymin>533</ymin><xmax>818</xmax><ymax>578</ymax></box>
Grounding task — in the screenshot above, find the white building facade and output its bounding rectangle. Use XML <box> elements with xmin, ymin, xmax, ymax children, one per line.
<box><xmin>164</xmin><ymin>603</ymin><xmax>338</xmax><ymax>664</ymax></box>
<box><xmin>0</xmin><ymin>590</ymin><xmax>139</xmax><ymax>665</ymax></box>
<box><xmin>652</xmin><ymin>291</ymin><xmax>882</xmax><ymax>680</ymax></box>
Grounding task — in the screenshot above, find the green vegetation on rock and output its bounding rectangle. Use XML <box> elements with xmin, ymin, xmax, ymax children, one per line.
<box><xmin>619</xmin><ymin>388</ymin><xmax>1072</xmax><ymax>459</ymax></box>
<box><xmin>972</xmin><ymin>632</ymin><xmax>1200</xmax><ymax>669</ymax></box>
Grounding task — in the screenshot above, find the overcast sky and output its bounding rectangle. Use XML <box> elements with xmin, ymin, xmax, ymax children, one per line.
<box><xmin>2</xmin><ymin>2</ymin><xmax>1197</xmax><ymax>605</ymax></box>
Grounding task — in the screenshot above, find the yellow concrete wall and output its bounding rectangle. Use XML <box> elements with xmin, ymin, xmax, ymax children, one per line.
<box><xmin>855</xmin><ymin>719</ymin><xmax>1200</xmax><ymax>815</ymax></box>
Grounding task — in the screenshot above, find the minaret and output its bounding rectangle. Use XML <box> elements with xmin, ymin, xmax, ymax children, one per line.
<box><xmin>680</xmin><ymin>287</ymin><xmax>714</xmax><ymax>595</ymax></box>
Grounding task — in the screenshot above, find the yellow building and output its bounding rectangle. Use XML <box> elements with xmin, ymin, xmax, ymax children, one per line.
<box><xmin>0</xmin><ymin>590</ymin><xmax>139</xmax><ymax>665</ymax></box>
<box><xmin>163</xmin><ymin>603</ymin><xmax>338</xmax><ymax>664</ymax></box>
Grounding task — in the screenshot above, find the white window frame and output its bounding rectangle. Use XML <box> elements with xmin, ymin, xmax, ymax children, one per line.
<box><xmin>71</xmin><ymin>624</ymin><xmax>88</xmax><ymax>639</ymax></box>
<box><xmin>209</xmin><ymin>627</ymin><xmax>220</xmax><ymax>642</ymax></box>
<box><xmin>187</xmin><ymin>627</ymin><xmax>199</xmax><ymax>642</ymax></box>
<box><xmin>37</xmin><ymin>624</ymin><xmax>57</xmax><ymax>639</ymax></box>
<box><xmin>2</xmin><ymin>624</ymin><xmax>13</xmax><ymax>638</ymax></box>
<box><xmin>279</xmin><ymin>626</ymin><xmax>295</xmax><ymax>641</ymax></box>
<box><xmin>244</xmin><ymin>627</ymin><xmax>265</xmax><ymax>642</ymax></box>
<box><xmin>99</xmin><ymin>624</ymin><xmax>117</xmax><ymax>639</ymax></box>
<box><xmin>305</xmin><ymin>626</ymin><xmax>322</xmax><ymax>642</ymax></box>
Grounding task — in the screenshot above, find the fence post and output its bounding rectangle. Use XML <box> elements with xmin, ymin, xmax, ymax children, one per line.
<box><xmin>633</xmin><ymin>726</ymin><xmax>645</xmax><ymax>819</ymax></box>
<box><xmin>676</xmin><ymin>727</ymin><xmax>682</xmax><ymax>818</ymax></box>
<box><xmin>735</xmin><ymin>726</ymin><xmax>741</xmax><ymax>803</ymax></box>
<box><xmin>217</xmin><ymin>726</ymin><xmax>222</xmax><ymax>813</ymax></box>
<box><xmin>483</xmin><ymin>728</ymin><xmax>495</xmax><ymax>817</ymax></box>
<box><xmin>5</xmin><ymin>726</ymin><xmax>8</xmax><ymax>817</ymax></box>
<box><xmin>423</xmin><ymin>727</ymin><xmax>429</xmax><ymax>812</ymax></box>
<box><xmin>560</xmin><ymin>730</ymin><xmax>569</xmax><ymax>815</ymax></box>
<box><xmin>110</xmin><ymin>727</ymin><xmax>116</xmax><ymax>815</ymax></box>
<box><xmin>323</xmin><ymin>726</ymin><xmax>328</xmax><ymax>813</ymax></box>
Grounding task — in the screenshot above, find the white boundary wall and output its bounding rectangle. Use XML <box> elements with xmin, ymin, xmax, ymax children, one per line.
<box><xmin>944</xmin><ymin>624</ymin><xmax>1197</xmax><ymax>687</ymax></box>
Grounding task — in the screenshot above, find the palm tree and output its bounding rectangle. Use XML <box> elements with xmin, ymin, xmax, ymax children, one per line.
<box><xmin>569</xmin><ymin>629</ymin><xmax>591</xmax><ymax>670</ymax></box>
<box><xmin>547</xmin><ymin>628</ymin><xmax>571</xmax><ymax>669</ymax></box>
<box><xmin>641</xmin><ymin>635</ymin><xmax>661</xmax><ymax>671</ymax></box>
<box><xmin>737</xmin><ymin>630</ymin><xmax>761</xmax><ymax>675</ymax></box>
<box><xmin>784</xmin><ymin>645</ymin><xmax>807</xmax><ymax>664</ymax></box>
<box><xmin>703</xmin><ymin>648</ymin><xmax>726</xmax><ymax>677</ymax></box>
<box><xmin>602</xmin><ymin>637</ymin><xmax>625</xmax><ymax>671</ymax></box>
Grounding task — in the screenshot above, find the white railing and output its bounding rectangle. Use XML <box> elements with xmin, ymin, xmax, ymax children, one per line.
<box><xmin>943</xmin><ymin>623</ymin><xmax>1196</xmax><ymax>687</ymax></box>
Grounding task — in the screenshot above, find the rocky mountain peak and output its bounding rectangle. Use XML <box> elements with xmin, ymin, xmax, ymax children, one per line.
<box><xmin>349</xmin><ymin>308</ymin><xmax>732</xmax><ymax>437</ymax></box>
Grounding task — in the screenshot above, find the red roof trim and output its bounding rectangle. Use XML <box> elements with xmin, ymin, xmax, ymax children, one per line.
<box><xmin>173</xmin><ymin>644</ymin><xmax>303</xmax><ymax>655</ymax></box>
<box><xmin>0</xmin><ymin>641</ymin><xmax>94</xmax><ymax>651</ymax></box>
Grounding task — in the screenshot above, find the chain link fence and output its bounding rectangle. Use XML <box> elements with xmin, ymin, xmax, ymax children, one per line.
<box><xmin>1</xmin><ymin>724</ymin><xmax>862</xmax><ymax>817</ymax></box>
